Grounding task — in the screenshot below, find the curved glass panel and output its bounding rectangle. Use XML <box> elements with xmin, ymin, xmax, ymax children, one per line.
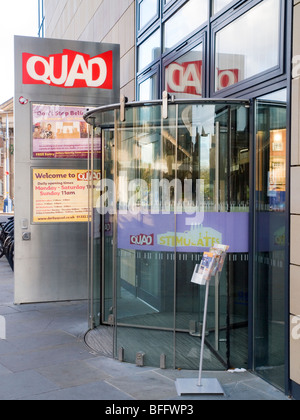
<box><xmin>254</xmin><ymin>91</ymin><xmax>287</xmax><ymax>391</ymax></box>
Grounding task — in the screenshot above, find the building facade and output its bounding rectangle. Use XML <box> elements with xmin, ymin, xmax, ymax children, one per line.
<box><xmin>42</xmin><ymin>0</ymin><xmax>300</xmax><ymax>399</ymax></box>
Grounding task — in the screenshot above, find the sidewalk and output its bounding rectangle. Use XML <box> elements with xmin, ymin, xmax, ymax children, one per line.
<box><xmin>0</xmin><ymin>258</ymin><xmax>290</xmax><ymax>401</ymax></box>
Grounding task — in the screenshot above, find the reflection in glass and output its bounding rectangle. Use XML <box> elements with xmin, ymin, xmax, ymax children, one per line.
<box><xmin>164</xmin><ymin>0</ymin><xmax>208</xmax><ymax>52</ymax></box>
<box><xmin>138</xmin><ymin>28</ymin><xmax>161</xmax><ymax>71</ymax></box>
<box><xmin>138</xmin><ymin>73</ymin><xmax>158</xmax><ymax>101</ymax></box>
<box><xmin>254</xmin><ymin>91</ymin><xmax>287</xmax><ymax>390</ymax></box>
<box><xmin>165</xmin><ymin>44</ymin><xmax>203</xmax><ymax>99</ymax></box>
<box><xmin>215</xmin><ymin>0</ymin><xmax>281</xmax><ymax>91</ymax></box>
<box><xmin>102</xmin><ymin>129</ymin><xmax>115</xmax><ymax>326</ymax></box>
<box><xmin>213</xmin><ymin>0</ymin><xmax>233</xmax><ymax>15</ymax></box>
<box><xmin>139</xmin><ymin>0</ymin><xmax>158</xmax><ymax>30</ymax></box>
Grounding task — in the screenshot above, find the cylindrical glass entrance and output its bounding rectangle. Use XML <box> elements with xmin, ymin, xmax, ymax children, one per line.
<box><xmin>86</xmin><ymin>99</ymin><xmax>250</xmax><ymax>370</ymax></box>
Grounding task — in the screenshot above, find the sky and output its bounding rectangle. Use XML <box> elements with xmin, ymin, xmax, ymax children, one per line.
<box><xmin>0</xmin><ymin>0</ymin><xmax>39</xmax><ymax>105</ymax></box>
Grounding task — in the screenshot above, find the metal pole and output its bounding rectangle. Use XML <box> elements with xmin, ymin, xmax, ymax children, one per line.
<box><xmin>215</xmin><ymin>121</ymin><xmax>220</xmax><ymax>351</ymax></box>
<box><xmin>198</xmin><ymin>280</ymin><xmax>210</xmax><ymax>387</ymax></box>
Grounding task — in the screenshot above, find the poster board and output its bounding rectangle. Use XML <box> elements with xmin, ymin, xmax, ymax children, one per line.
<box><xmin>32</xmin><ymin>104</ymin><xmax>101</xmax><ymax>159</ymax></box>
<box><xmin>32</xmin><ymin>168</ymin><xmax>101</xmax><ymax>223</ymax></box>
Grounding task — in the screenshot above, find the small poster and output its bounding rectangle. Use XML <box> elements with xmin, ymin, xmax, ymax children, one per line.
<box><xmin>32</xmin><ymin>104</ymin><xmax>100</xmax><ymax>159</ymax></box>
<box><xmin>33</xmin><ymin>168</ymin><xmax>101</xmax><ymax>223</ymax></box>
<box><xmin>191</xmin><ymin>252</ymin><xmax>215</xmax><ymax>286</ymax></box>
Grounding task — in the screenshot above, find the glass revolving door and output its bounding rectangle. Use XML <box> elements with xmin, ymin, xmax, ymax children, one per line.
<box><xmin>86</xmin><ymin>99</ymin><xmax>250</xmax><ymax>370</ymax></box>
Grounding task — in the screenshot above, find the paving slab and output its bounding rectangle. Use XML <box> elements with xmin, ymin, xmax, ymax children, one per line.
<box><xmin>37</xmin><ymin>359</ymin><xmax>112</xmax><ymax>388</ymax></box>
<box><xmin>20</xmin><ymin>380</ymin><xmax>134</xmax><ymax>401</ymax></box>
<box><xmin>0</xmin><ymin>371</ymin><xmax>58</xmax><ymax>400</ymax></box>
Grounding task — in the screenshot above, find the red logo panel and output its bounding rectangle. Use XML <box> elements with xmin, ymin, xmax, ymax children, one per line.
<box><xmin>23</xmin><ymin>49</ymin><xmax>113</xmax><ymax>89</ymax></box>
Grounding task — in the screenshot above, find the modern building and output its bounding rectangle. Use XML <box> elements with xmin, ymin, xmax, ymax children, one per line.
<box><xmin>0</xmin><ymin>98</ymin><xmax>14</xmax><ymax>211</ymax></box>
<box><xmin>38</xmin><ymin>0</ymin><xmax>300</xmax><ymax>399</ymax></box>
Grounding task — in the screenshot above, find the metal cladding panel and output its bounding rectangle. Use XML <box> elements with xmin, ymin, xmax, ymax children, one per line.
<box><xmin>14</xmin><ymin>36</ymin><xmax>120</xmax><ymax>304</ymax></box>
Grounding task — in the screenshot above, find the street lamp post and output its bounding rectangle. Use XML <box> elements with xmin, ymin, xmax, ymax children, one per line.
<box><xmin>0</xmin><ymin>111</ymin><xmax>13</xmax><ymax>213</ymax></box>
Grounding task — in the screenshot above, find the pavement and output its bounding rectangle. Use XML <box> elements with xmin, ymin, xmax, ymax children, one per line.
<box><xmin>0</xmin><ymin>256</ymin><xmax>291</xmax><ymax>401</ymax></box>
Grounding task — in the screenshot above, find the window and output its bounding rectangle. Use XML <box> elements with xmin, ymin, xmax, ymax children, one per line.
<box><xmin>163</xmin><ymin>0</ymin><xmax>208</xmax><ymax>52</ymax></box>
<box><xmin>38</xmin><ymin>0</ymin><xmax>45</xmax><ymax>38</ymax></box>
<box><xmin>138</xmin><ymin>71</ymin><xmax>159</xmax><ymax>100</ymax></box>
<box><xmin>138</xmin><ymin>28</ymin><xmax>161</xmax><ymax>72</ymax></box>
<box><xmin>212</xmin><ymin>0</ymin><xmax>234</xmax><ymax>15</ymax></box>
<box><xmin>136</xmin><ymin>0</ymin><xmax>287</xmax><ymax>99</ymax></box>
<box><xmin>138</xmin><ymin>0</ymin><xmax>159</xmax><ymax>32</ymax></box>
<box><xmin>214</xmin><ymin>0</ymin><xmax>282</xmax><ymax>92</ymax></box>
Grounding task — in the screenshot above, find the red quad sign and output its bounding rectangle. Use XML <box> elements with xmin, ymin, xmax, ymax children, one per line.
<box><xmin>22</xmin><ymin>49</ymin><xmax>113</xmax><ymax>89</ymax></box>
<box><xmin>166</xmin><ymin>60</ymin><xmax>240</xmax><ymax>95</ymax></box>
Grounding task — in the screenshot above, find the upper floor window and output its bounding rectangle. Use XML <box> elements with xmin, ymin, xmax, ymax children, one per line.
<box><xmin>164</xmin><ymin>42</ymin><xmax>204</xmax><ymax>98</ymax></box>
<box><xmin>163</xmin><ymin>0</ymin><xmax>208</xmax><ymax>52</ymax></box>
<box><xmin>38</xmin><ymin>0</ymin><xmax>45</xmax><ymax>38</ymax></box>
<box><xmin>138</xmin><ymin>71</ymin><xmax>159</xmax><ymax>100</ymax></box>
<box><xmin>214</xmin><ymin>0</ymin><xmax>282</xmax><ymax>93</ymax></box>
<box><xmin>212</xmin><ymin>0</ymin><xmax>234</xmax><ymax>15</ymax></box>
<box><xmin>136</xmin><ymin>0</ymin><xmax>287</xmax><ymax>99</ymax></box>
<box><xmin>138</xmin><ymin>28</ymin><xmax>161</xmax><ymax>72</ymax></box>
<box><xmin>138</xmin><ymin>0</ymin><xmax>160</xmax><ymax>32</ymax></box>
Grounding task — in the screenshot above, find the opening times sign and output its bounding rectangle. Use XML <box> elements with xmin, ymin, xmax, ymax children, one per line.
<box><xmin>33</xmin><ymin>169</ymin><xmax>100</xmax><ymax>223</ymax></box>
<box><xmin>32</xmin><ymin>104</ymin><xmax>100</xmax><ymax>159</ymax></box>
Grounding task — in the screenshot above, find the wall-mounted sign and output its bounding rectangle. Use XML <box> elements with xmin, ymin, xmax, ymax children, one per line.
<box><xmin>33</xmin><ymin>169</ymin><xmax>101</xmax><ymax>223</ymax></box>
<box><xmin>32</xmin><ymin>104</ymin><xmax>100</xmax><ymax>159</ymax></box>
<box><xmin>15</xmin><ymin>36</ymin><xmax>120</xmax><ymax>104</ymax></box>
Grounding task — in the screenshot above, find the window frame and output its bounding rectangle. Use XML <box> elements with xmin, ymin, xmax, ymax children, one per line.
<box><xmin>162</xmin><ymin>0</ymin><xmax>178</xmax><ymax>13</ymax></box>
<box><xmin>211</xmin><ymin>0</ymin><xmax>238</xmax><ymax>18</ymax></box>
<box><xmin>137</xmin><ymin>26</ymin><xmax>162</xmax><ymax>74</ymax></box>
<box><xmin>137</xmin><ymin>0</ymin><xmax>161</xmax><ymax>37</ymax></box>
<box><xmin>137</xmin><ymin>63</ymin><xmax>161</xmax><ymax>101</ymax></box>
<box><xmin>38</xmin><ymin>0</ymin><xmax>45</xmax><ymax>38</ymax></box>
<box><xmin>161</xmin><ymin>0</ymin><xmax>209</xmax><ymax>54</ymax></box>
<box><xmin>210</xmin><ymin>0</ymin><xmax>286</xmax><ymax>98</ymax></box>
<box><xmin>162</xmin><ymin>33</ymin><xmax>207</xmax><ymax>98</ymax></box>
<box><xmin>135</xmin><ymin>0</ymin><xmax>288</xmax><ymax>100</ymax></box>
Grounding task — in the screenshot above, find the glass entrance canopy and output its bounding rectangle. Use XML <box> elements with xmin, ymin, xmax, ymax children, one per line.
<box><xmin>85</xmin><ymin>98</ymin><xmax>250</xmax><ymax>370</ymax></box>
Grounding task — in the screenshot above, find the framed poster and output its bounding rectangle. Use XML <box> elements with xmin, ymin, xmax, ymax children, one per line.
<box><xmin>33</xmin><ymin>168</ymin><xmax>101</xmax><ymax>223</ymax></box>
<box><xmin>32</xmin><ymin>104</ymin><xmax>101</xmax><ymax>159</ymax></box>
